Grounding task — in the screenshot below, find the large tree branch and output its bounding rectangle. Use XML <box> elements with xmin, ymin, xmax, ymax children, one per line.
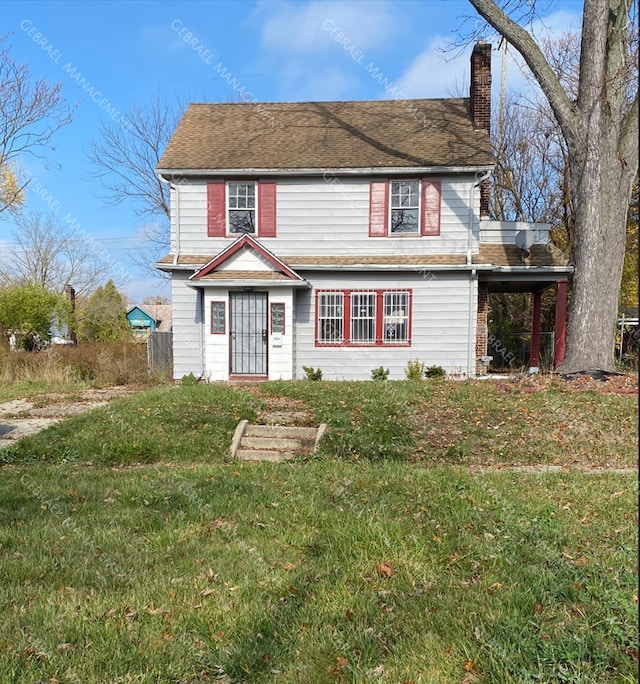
<box><xmin>468</xmin><ymin>0</ymin><xmax>579</xmax><ymax>142</ymax></box>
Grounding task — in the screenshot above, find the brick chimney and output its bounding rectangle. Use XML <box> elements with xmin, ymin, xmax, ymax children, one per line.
<box><xmin>470</xmin><ymin>41</ymin><xmax>492</xmax><ymax>217</ymax></box>
<box><xmin>470</xmin><ymin>41</ymin><xmax>492</xmax><ymax>132</ymax></box>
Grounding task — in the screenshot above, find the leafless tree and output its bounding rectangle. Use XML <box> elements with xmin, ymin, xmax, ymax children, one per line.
<box><xmin>86</xmin><ymin>98</ymin><xmax>186</xmax><ymax>280</ymax></box>
<box><xmin>0</xmin><ymin>36</ymin><xmax>73</xmax><ymax>215</ymax></box>
<box><xmin>86</xmin><ymin>98</ymin><xmax>185</xmax><ymax>219</ymax></box>
<box><xmin>142</xmin><ymin>295</ymin><xmax>170</xmax><ymax>305</ymax></box>
<box><xmin>0</xmin><ymin>211</ymin><xmax>118</xmax><ymax>296</ymax></box>
<box><xmin>467</xmin><ymin>0</ymin><xmax>638</xmax><ymax>372</ymax></box>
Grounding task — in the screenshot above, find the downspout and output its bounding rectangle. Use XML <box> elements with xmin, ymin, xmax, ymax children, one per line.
<box><xmin>172</xmin><ymin>183</ymin><xmax>180</xmax><ymax>266</ymax></box>
<box><xmin>199</xmin><ymin>289</ymin><xmax>206</xmax><ymax>380</ymax></box>
<box><xmin>467</xmin><ymin>170</ymin><xmax>491</xmax><ymax>265</ymax></box>
<box><xmin>467</xmin><ymin>170</ymin><xmax>491</xmax><ymax>377</ymax></box>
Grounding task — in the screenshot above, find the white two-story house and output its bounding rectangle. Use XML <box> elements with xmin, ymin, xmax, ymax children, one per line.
<box><xmin>156</xmin><ymin>42</ymin><xmax>571</xmax><ymax>382</ymax></box>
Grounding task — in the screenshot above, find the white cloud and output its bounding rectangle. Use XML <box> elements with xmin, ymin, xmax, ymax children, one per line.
<box><xmin>285</xmin><ymin>64</ymin><xmax>360</xmax><ymax>100</ymax></box>
<box><xmin>391</xmin><ymin>38</ymin><xmax>472</xmax><ymax>99</ymax></box>
<box><xmin>392</xmin><ymin>8</ymin><xmax>583</xmax><ymax>101</ymax></box>
<box><xmin>259</xmin><ymin>0</ymin><xmax>396</xmax><ymax>53</ymax></box>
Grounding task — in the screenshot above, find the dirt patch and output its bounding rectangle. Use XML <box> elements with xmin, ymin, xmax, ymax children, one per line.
<box><xmin>0</xmin><ymin>387</ymin><xmax>139</xmax><ymax>449</ymax></box>
<box><xmin>491</xmin><ymin>371</ymin><xmax>638</xmax><ymax>396</ymax></box>
<box><xmin>256</xmin><ymin>395</ymin><xmax>316</xmax><ymax>426</ymax></box>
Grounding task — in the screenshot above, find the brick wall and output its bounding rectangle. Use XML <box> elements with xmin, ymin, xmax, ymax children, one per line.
<box><xmin>475</xmin><ymin>282</ymin><xmax>489</xmax><ymax>375</ymax></box>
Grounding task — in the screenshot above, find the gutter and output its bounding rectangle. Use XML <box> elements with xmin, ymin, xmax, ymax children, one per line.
<box><xmin>157</xmin><ymin>165</ymin><xmax>495</xmax><ymax>179</ymax></box>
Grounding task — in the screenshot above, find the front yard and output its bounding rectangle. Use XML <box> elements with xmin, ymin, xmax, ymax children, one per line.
<box><xmin>0</xmin><ymin>379</ymin><xmax>637</xmax><ymax>682</ymax></box>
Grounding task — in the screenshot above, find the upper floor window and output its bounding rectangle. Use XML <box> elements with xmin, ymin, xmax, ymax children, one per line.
<box><xmin>369</xmin><ymin>179</ymin><xmax>441</xmax><ymax>237</ymax></box>
<box><xmin>390</xmin><ymin>180</ymin><xmax>419</xmax><ymax>234</ymax></box>
<box><xmin>207</xmin><ymin>181</ymin><xmax>277</xmax><ymax>238</ymax></box>
<box><xmin>228</xmin><ymin>182</ymin><xmax>256</xmax><ymax>234</ymax></box>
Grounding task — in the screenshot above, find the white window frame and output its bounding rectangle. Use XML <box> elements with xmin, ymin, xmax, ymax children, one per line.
<box><xmin>390</xmin><ymin>180</ymin><xmax>420</xmax><ymax>234</ymax></box>
<box><xmin>227</xmin><ymin>181</ymin><xmax>257</xmax><ymax>235</ymax></box>
<box><xmin>350</xmin><ymin>291</ymin><xmax>376</xmax><ymax>344</ymax></box>
<box><xmin>383</xmin><ymin>291</ymin><xmax>409</xmax><ymax>343</ymax></box>
<box><xmin>317</xmin><ymin>292</ymin><xmax>344</xmax><ymax>344</ymax></box>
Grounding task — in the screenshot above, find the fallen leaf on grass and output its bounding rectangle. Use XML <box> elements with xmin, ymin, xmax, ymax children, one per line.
<box><xmin>463</xmin><ymin>660</ymin><xmax>475</xmax><ymax>671</ymax></box>
<box><xmin>375</xmin><ymin>562</ymin><xmax>395</xmax><ymax>578</ymax></box>
<box><xmin>282</xmin><ymin>562</ymin><xmax>296</xmax><ymax>571</ymax></box>
<box><xmin>57</xmin><ymin>643</ymin><xmax>75</xmax><ymax>652</ymax></box>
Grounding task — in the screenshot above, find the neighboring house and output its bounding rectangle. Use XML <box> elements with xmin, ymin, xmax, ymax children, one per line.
<box><xmin>155</xmin><ymin>42</ymin><xmax>571</xmax><ymax>382</ymax></box>
<box><xmin>126</xmin><ymin>305</ymin><xmax>173</xmax><ymax>337</ymax></box>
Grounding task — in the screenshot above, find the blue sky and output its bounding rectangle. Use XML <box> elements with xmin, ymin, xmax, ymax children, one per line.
<box><xmin>1</xmin><ymin>0</ymin><xmax>582</xmax><ymax>303</ymax></box>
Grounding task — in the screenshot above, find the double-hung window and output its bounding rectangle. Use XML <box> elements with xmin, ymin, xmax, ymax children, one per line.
<box><xmin>368</xmin><ymin>179</ymin><xmax>441</xmax><ymax>237</ymax></box>
<box><xmin>383</xmin><ymin>291</ymin><xmax>409</xmax><ymax>343</ymax></box>
<box><xmin>228</xmin><ymin>182</ymin><xmax>256</xmax><ymax>234</ymax></box>
<box><xmin>350</xmin><ymin>292</ymin><xmax>376</xmax><ymax>343</ymax></box>
<box><xmin>390</xmin><ymin>180</ymin><xmax>419</xmax><ymax>234</ymax></box>
<box><xmin>207</xmin><ymin>181</ymin><xmax>277</xmax><ymax>237</ymax></box>
<box><xmin>317</xmin><ymin>292</ymin><xmax>344</xmax><ymax>343</ymax></box>
<box><xmin>316</xmin><ymin>290</ymin><xmax>411</xmax><ymax>346</ymax></box>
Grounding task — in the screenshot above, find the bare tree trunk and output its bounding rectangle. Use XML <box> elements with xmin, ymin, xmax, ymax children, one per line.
<box><xmin>561</xmin><ymin>136</ymin><xmax>633</xmax><ymax>371</ymax></box>
<box><xmin>468</xmin><ymin>0</ymin><xmax>639</xmax><ymax>373</ymax></box>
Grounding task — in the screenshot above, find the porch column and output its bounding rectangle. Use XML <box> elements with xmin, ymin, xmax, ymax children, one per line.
<box><xmin>554</xmin><ymin>280</ymin><xmax>568</xmax><ymax>368</ymax></box>
<box><xmin>530</xmin><ymin>290</ymin><xmax>542</xmax><ymax>372</ymax></box>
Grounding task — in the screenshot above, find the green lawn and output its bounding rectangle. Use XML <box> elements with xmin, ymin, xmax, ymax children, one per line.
<box><xmin>0</xmin><ymin>381</ymin><xmax>637</xmax><ymax>683</ymax></box>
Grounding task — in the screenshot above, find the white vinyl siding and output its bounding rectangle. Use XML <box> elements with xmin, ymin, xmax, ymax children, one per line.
<box><xmin>171</xmin><ymin>272</ymin><xmax>204</xmax><ymax>380</ymax></box>
<box><xmin>295</xmin><ymin>272</ymin><xmax>474</xmax><ymax>380</ymax></box>
<box><xmin>170</xmin><ymin>176</ymin><xmax>480</xmax><ymax>257</ymax></box>
<box><xmin>479</xmin><ymin>220</ymin><xmax>550</xmax><ymax>245</ymax></box>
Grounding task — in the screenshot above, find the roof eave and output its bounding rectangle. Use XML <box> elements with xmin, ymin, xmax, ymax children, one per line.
<box><xmin>156</xmin><ymin>165</ymin><xmax>495</xmax><ymax>180</ymax></box>
<box><xmin>187</xmin><ymin>279</ymin><xmax>311</xmax><ymax>289</ymax></box>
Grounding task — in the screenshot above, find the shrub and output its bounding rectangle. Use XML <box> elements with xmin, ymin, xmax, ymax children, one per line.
<box><xmin>0</xmin><ymin>342</ymin><xmax>166</xmax><ymax>389</ymax></box>
<box><xmin>425</xmin><ymin>365</ymin><xmax>446</xmax><ymax>379</ymax></box>
<box><xmin>405</xmin><ymin>359</ymin><xmax>425</xmax><ymax>381</ymax></box>
<box><xmin>302</xmin><ymin>366</ymin><xmax>323</xmax><ymax>381</ymax></box>
<box><xmin>180</xmin><ymin>372</ymin><xmax>199</xmax><ymax>386</ymax></box>
<box><xmin>371</xmin><ymin>366</ymin><xmax>389</xmax><ymax>381</ymax></box>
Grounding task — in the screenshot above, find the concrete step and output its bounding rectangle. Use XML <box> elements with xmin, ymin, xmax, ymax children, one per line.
<box><xmin>230</xmin><ymin>420</ymin><xmax>328</xmax><ymax>462</ymax></box>
<box><xmin>236</xmin><ymin>449</ymin><xmax>296</xmax><ymax>463</ymax></box>
<box><xmin>242</xmin><ymin>436</ymin><xmax>309</xmax><ymax>451</ymax></box>
<box><xmin>245</xmin><ymin>425</ymin><xmax>317</xmax><ymax>440</ymax></box>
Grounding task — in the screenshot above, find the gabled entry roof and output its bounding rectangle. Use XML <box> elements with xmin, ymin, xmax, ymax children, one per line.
<box><xmin>189</xmin><ymin>234</ymin><xmax>309</xmax><ymax>287</ymax></box>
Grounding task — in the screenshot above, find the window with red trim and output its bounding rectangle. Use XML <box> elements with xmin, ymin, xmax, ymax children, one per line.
<box><xmin>315</xmin><ymin>290</ymin><xmax>411</xmax><ymax>346</ymax></box>
<box><xmin>207</xmin><ymin>181</ymin><xmax>277</xmax><ymax>237</ymax></box>
<box><xmin>369</xmin><ymin>179</ymin><xmax>441</xmax><ymax>237</ymax></box>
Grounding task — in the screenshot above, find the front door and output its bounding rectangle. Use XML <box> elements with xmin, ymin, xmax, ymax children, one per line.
<box><xmin>229</xmin><ymin>291</ymin><xmax>268</xmax><ymax>376</ymax></box>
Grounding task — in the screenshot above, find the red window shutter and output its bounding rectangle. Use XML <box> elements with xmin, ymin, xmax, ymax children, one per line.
<box><xmin>421</xmin><ymin>180</ymin><xmax>441</xmax><ymax>236</ymax></box>
<box><xmin>258</xmin><ymin>181</ymin><xmax>277</xmax><ymax>237</ymax></box>
<box><xmin>207</xmin><ymin>182</ymin><xmax>226</xmax><ymax>237</ymax></box>
<box><xmin>369</xmin><ymin>181</ymin><xmax>388</xmax><ymax>237</ymax></box>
